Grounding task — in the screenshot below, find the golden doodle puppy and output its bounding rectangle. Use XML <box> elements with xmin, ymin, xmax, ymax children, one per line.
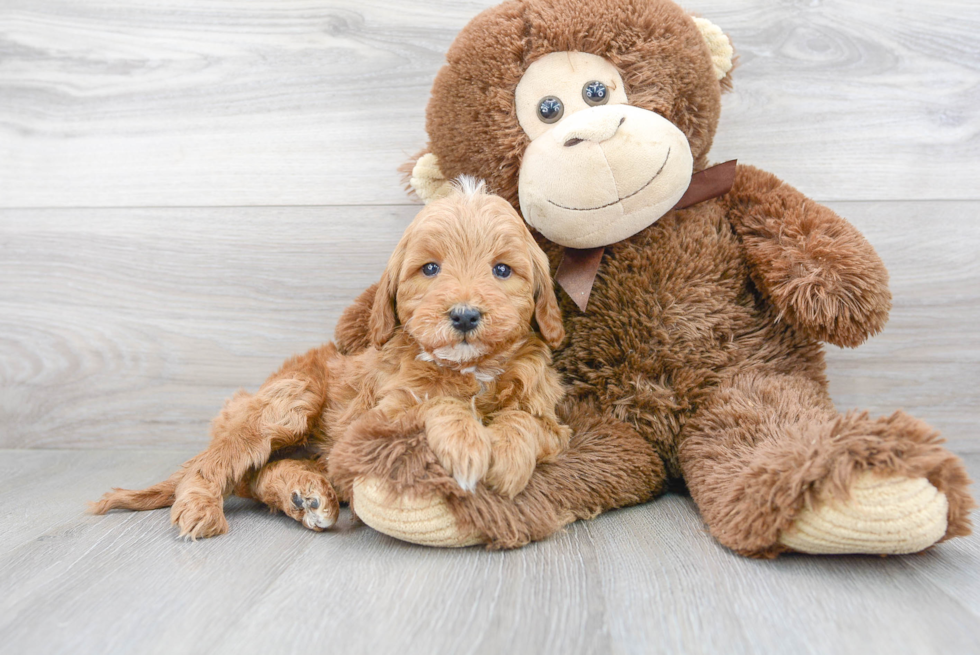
<box><xmin>92</xmin><ymin>178</ymin><xmax>570</xmax><ymax>538</ymax></box>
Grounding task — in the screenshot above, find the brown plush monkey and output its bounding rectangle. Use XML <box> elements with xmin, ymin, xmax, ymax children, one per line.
<box><xmin>326</xmin><ymin>0</ymin><xmax>975</xmax><ymax>557</ymax></box>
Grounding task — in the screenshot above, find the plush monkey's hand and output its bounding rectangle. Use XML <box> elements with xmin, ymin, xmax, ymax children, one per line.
<box><xmin>726</xmin><ymin>164</ymin><xmax>891</xmax><ymax>347</ymax></box>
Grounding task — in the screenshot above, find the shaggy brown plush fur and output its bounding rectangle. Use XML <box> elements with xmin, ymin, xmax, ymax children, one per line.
<box><xmin>680</xmin><ymin>375</ymin><xmax>973</xmax><ymax>557</ymax></box>
<box><xmin>331</xmin><ymin>0</ymin><xmax>973</xmax><ymax>555</ymax></box>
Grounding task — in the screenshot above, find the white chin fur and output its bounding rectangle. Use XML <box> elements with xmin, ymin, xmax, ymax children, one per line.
<box><xmin>432</xmin><ymin>342</ymin><xmax>487</xmax><ymax>364</ymax></box>
<box><xmin>460</xmin><ymin>365</ymin><xmax>501</xmax><ymax>382</ymax></box>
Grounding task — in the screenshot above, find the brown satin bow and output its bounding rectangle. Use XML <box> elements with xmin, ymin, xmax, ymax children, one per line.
<box><xmin>554</xmin><ymin>159</ymin><xmax>737</xmax><ymax>311</ymax></box>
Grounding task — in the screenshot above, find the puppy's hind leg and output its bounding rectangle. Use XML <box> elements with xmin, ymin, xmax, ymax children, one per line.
<box><xmin>89</xmin><ymin>458</ymin><xmax>226</xmax><ymax>538</ymax></box>
<box><xmin>238</xmin><ymin>458</ymin><xmax>340</xmax><ymax>531</ymax></box>
<box><xmin>170</xmin><ymin>344</ymin><xmax>336</xmax><ymax>539</ymax></box>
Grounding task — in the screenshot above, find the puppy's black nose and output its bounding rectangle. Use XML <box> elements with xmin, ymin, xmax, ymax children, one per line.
<box><xmin>449</xmin><ymin>306</ymin><xmax>482</xmax><ymax>333</ymax></box>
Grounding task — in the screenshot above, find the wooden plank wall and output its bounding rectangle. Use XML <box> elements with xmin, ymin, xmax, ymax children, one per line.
<box><xmin>2</xmin><ymin>0</ymin><xmax>979</xmax><ymax>452</ymax></box>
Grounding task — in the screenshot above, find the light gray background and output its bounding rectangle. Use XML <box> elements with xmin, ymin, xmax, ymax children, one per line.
<box><xmin>1</xmin><ymin>1</ymin><xmax>978</xmax><ymax>653</ymax></box>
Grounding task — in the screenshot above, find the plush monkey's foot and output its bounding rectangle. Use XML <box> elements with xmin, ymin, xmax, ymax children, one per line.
<box><xmin>352</xmin><ymin>477</ymin><xmax>483</xmax><ymax>548</ymax></box>
<box><xmin>778</xmin><ymin>473</ymin><xmax>949</xmax><ymax>555</ymax></box>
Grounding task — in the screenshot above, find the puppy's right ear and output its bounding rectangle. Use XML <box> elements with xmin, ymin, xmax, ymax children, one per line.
<box><xmin>368</xmin><ymin>239</ymin><xmax>405</xmax><ymax>348</ymax></box>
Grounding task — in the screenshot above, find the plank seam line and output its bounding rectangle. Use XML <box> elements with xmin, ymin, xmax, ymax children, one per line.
<box><xmin>2</xmin><ymin>199</ymin><xmax>980</xmax><ymax>211</ymax></box>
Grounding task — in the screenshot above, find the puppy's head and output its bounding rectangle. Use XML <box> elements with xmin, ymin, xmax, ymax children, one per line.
<box><xmin>369</xmin><ymin>177</ymin><xmax>564</xmax><ymax>363</ymax></box>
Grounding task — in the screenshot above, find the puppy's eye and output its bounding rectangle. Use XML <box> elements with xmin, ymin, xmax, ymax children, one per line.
<box><xmin>492</xmin><ymin>263</ymin><xmax>512</xmax><ymax>279</ymax></box>
<box><xmin>537</xmin><ymin>96</ymin><xmax>563</xmax><ymax>123</ymax></box>
<box><xmin>582</xmin><ymin>81</ymin><xmax>609</xmax><ymax>106</ymax></box>
<box><xmin>421</xmin><ymin>262</ymin><xmax>440</xmax><ymax>277</ymax></box>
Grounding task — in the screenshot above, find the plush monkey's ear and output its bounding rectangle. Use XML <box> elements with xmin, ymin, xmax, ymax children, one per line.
<box><xmin>693</xmin><ymin>17</ymin><xmax>734</xmax><ymax>81</ymax></box>
<box><xmin>368</xmin><ymin>240</ymin><xmax>405</xmax><ymax>348</ymax></box>
<box><xmin>528</xmin><ymin>238</ymin><xmax>565</xmax><ymax>349</ymax></box>
<box><xmin>409</xmin><ymin>152</ymin><xmax>454</xmax><ymax>204</ymax></box>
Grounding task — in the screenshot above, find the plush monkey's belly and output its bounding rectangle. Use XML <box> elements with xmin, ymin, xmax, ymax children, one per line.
<box><xmin>550</xmin><ymin>204</ymin><xmax>819</xmax><ymax>475</ymax></box>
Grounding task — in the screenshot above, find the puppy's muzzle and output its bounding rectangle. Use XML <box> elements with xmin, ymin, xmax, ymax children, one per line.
<box><xmin>449</xmin><ymin>305</ymin><xmax>482</xmax><ymax>335</ymax></box>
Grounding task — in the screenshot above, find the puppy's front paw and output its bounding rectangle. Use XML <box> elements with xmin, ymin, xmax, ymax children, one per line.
<box><xmin>448</xmin><ymin>447</ymin><xmax>492</xmax><ymax>493</ymax></box>
<box><xmin>425</xmin><ymin>412</ymin><xmax>491</xmax><ymax>493</ymax></box>
<box><xmin>171</xmin><ymin>491</ymin><xmax>228</xmax><ymax>540</ymax></box>
<box><xmin>431</xmin><ymin>435</ymin><xmax>491</xmax><ymax>493</ymax></box>
<box><xmin>485</xmin><ymin>437</ymin><xmax>537</xmax><ymax>499</ymax></box>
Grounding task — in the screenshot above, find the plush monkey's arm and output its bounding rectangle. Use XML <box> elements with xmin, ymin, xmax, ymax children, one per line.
<box><xmin>334</xmin><ymin>283</ymin><xmax>378</xmax><ymax>355</ymax></box>
<box><xmin>725</xmin><ymin>164</ymin><xmax>891</xmax><ymax>347</ymax></box>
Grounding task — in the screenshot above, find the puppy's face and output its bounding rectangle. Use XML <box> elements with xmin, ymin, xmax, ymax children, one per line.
<box><xmin>369</xmin><ymin>182</ymin><xmax>564</xmax><ymax>364</ymax></box>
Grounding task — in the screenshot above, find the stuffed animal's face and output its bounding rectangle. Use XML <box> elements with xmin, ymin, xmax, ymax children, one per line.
<box><xmin>415</xmin><ymin>0</ymin><xmax>734</xmax><ymax>249</ymax></box>
<box><xmin>515</xmin><ymin>51</ymin><xmax>695</xmax><ymax>248</ymax></box>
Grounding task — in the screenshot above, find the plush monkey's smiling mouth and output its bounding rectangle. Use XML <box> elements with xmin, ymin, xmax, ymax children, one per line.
<box><xmin>546</xmin><ymin>147</ymin><xmax>671</xmax><ymax>212</ymax></box>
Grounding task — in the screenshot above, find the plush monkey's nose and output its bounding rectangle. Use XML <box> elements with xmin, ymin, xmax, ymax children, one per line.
<box><xmin>552</xmin><ymin>105</ymin><xmax>627</xmax><ymax>146</ymax></box>
<box><xmin>449</xmin><ymin>306</ymin><xmax>482</xmax><ymax>333</ymax></box>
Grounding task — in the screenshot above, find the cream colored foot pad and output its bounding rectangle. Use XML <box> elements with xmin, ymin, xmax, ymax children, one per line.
<box><xmin>779</xmin><ymin>473</ymin><xmax>948</xmax><ymax>555</ymax></box>
<box><xmin>352</xmin><ymin>477</ymin><xmax>483</xmax><ymax>548</ymax></box>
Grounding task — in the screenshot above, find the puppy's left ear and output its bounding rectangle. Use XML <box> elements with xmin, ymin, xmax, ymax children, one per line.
<box><xmin>368</xmin><ymin>238</ymin><xmax>405</xmax><ymax>348</ymax></box>
<box><xmin>529</xmin><ymin>241</ymin><xmax>565</xmax><ymax>349</ymax></box>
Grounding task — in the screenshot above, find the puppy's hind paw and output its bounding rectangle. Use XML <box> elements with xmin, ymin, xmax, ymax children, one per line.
<box><xmin>285</xmin><ymin>478</ymin><xmax>340</xmax><ymax>531</ymax></box>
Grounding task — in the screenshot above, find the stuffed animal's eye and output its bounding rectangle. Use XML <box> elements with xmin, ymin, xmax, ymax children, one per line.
<box><xmin>537</xmin><ymin>96</ymin><xmax>564</xmax><ymax>123</ymax></box>
<box><xmin>582</xmin><ymin>81</ymin><xmax>609</xmax><ymax>106</ymax></box>
<box><xmin>492</xmin><ymin>263</ymin><xmax>512</xmax><ymax>279</ymax></box>
<box><xmin>421</xmin><ymin>262</ymin><xmax>440</xmax><ymax>277</ymax></box>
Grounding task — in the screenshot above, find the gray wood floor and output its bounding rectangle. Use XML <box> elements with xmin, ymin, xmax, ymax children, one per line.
<box><xmin>1</xmin><ymin>0</ymin><xmax>979</xmax><ymax>653</ymax></box>
<box><xmin>0</xmin><ymin>450</ymin><xmax>978</xmax><ymax>655</ymax></box>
